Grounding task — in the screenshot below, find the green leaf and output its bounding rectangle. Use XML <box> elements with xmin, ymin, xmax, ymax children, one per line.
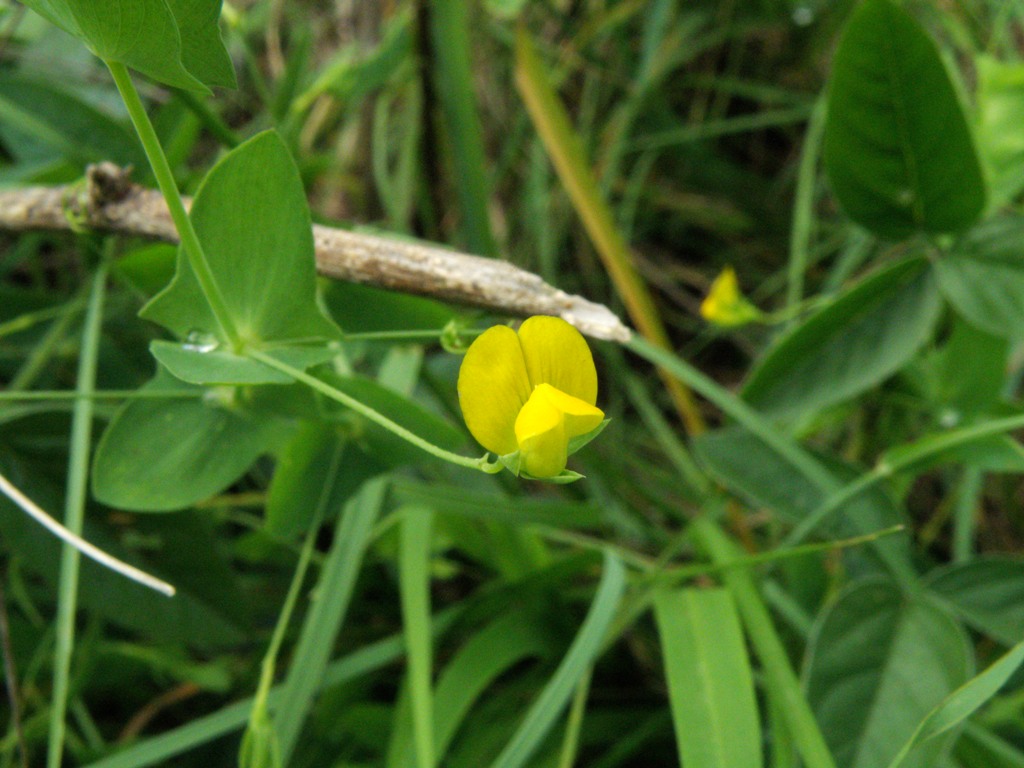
<box><xmin>430</xmin><ymin>611</ymin><xmax>553</xmax><ymax>761</ymax></box>
<box><xmin>142</xmin><ymin>130</ymin><xmax>339</xmax><ymax>382</ymax></box>
<box><xmin>935</xmin><ymin>216</ymin><xmax>1024</xmax><ymax>340</ymax></box>
<box><xmin>653</xmin><ymin>587</ymin><xmax>762</xmax><ymax>768</ymax></box>
<box><xmin>91</xmin><ymin>368</ymin><xmax>286</xmax><ymax>511</ymax></box>
<box><xmin>273</xmin><ymin>481</ymin><xmax>385</xmax><ymax>762</ymax></box>
<box><xmin>823</xmin><ymin>0</ymin><xmax>985</xmax><ymax>238</ymax></box>
<box><xmin>975</xmin><ymin>55</ymin><xmax>1024</xmax><ymax>207</ymax></box>
<box><xmin>150</xmin><ymin>340</ymin><xmax>336</xmax><ymax>386</ymax></box>
<box><xmin>0</xmin><ymin>72</ymin><xmax>145</xmax><ymax>167</ymax></box>
<box><xmin>399</xmin><ymin>508</ymin><xmax>436</xmax><ymax>768</ymax></box>
<box><xmin>693</xmin><ymin>426</ymin><xmax>912</xmax><ymax>574</ymax></box>
<box><xmin>804</xmin><ymin>578</ymin><xmax>972</xmax><ymax>768</ymax></box>
<box><xmin>164</xmin><ymin>0</ymin><xmax>236</xmax><ymax>89</ymax></box>
<box><xmin>20</xmin><ymin>0</ymin><xmax>206</xmax><ymax>91</ymax></box>
<box><xmin>954</xmin><ymin>723</ymin><xmax>1024</xmax><ymax>768</ymax></box>
<box><xmin>926</xmin><ymin>557</ymin><xmax>1024</xmax><ymax>646</ymax></box>
<box><xmin>302</xmin><ymin>11</ymin><xmax>412</xmax><ymax>108</ymax></box>
<box><xmin>886</xmin><ymin>639</ymin><xmax>1024</xmax><ymax>768</ymax></box>
<box><xmin>322</xmin><ymin>281</ymin><xmax>455</xmax><ymax>335</ymax></box>
<box><xmin>391</xmin><ymin>481</ymin><xmax>604</xmax><ymax>530</ymax></box>
<box><xmin>742</xmin><ymin>258</ymin><xmax>941</xmax><ymax>417</ymax></box>
<box><xmin>933</xmin><ymin>319</ymin><xmax>1009</xmax><ymax>420</ymax></box>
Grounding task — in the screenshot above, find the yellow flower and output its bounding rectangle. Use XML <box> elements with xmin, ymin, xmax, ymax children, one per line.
<box><xmin>700</xmin><ymin>266</ymin><xmax>761</xmax><ymax>327</ymax></box>
<box><xmin>457</xmin><ymin>316</ymin><xmax>605</xmax><ymax>478</ymax></box>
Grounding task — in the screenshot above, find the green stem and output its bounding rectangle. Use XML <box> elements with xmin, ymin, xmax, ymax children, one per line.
<box><xmin>9</xmin><ymin>288</ymin><xmax>87</xmax><ymax>391</ymax></box>
<box><xmin>0</xmin><ymin>390</ymin><xmax>200</xmax><ymax>402</ymax></box>
<box><xmin>47</xmin><ymin>261</ymin><xmax>108</xmax><ymax>768</ymax></box>
<box><xmin>953</xmin><ymin>467</ymin><xmax>982</xmax><ymax>563</ymax></box>
<box><xmin>785</xmin><ymin>97</ymin><xmax>826</xmax><ymax>320</ymax></box>
<box><xmin>783</xmin><ymin>411</ymin><xmax>1024</xmax><ymax>550</ymax></box>
<box><xmin>626</xmin><ymin>334</ymin><xmax>917</xmax><ymax>587</ymax></box>
<box><xmin>247</xmin><ymin>349</ymin><xmax>501</xmax><ymax>473</ymax></box>
<box><xmin>242</xmin><ymin>446</ymin><xmax>342</xmax><ymax>766</ymax></box>
<box><xmin>105</xmin><ymin>61</ymin><xmax>243</xmax><ymax>351</ymax></box>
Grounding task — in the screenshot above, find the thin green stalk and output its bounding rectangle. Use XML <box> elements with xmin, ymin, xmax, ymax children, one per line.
<box><xmin>625</xmin><ymin>335</ymin><xmax>836</xmax><ymax>490</ymax></box>
<box><xmin>622</xmin><ymin>373</ymin><xmax>709</xmax><ymax>495</ymax></box>
<box><xmin>782</xmin><ymin>411</ymin><xmax>1024</xmax><ymax>550</ymax></box>
<box><xmin>0</xmin><ymin>299</ymin><xmax>87</xmax><ymax>340</ymax></box>
<box><xmin>8</xmin><ymin>289</ymin><xmax>86</xmax><ymax>391</ymax></box>
<box><xmin>47</xmin><ymin>261</ymin><xmax>108</xmax><ymax>768</ymax></box>
<box><xmin>556</xmin><ymin>668</ymin><xmax>592</xmax><ymax>768</ymax></box>
<box><xmin>105</xmin><ymin>61</ymin><xmax>242</xmax><ymax>351</ymax></box>
<box><xmin>246</xmin><ymin>349</ymin><xmax>499</xmax><ymax>473</ymax></box>
<box><xmin>172</xmin><ymin>88</ymin><xmax>241</xmax><ymax>148</ymax></box>
<box><xmin>690</xmin><ymin>515</ymin><xmax>838</xmax><ymax>768</ymax></box>
<box><xmin>629</xmin><ymin>105</ymin><xmax>814</xmax><ymax>152</ymax></box>
<box><xmin>786</xmin><ymin>97</ymin><xmax>826</xmax><ymax>319</ymax></box>
<box><xmin>953</xmin><ymin>467</ymin><xmax>982</xmax><ymax>563</ymax></box>
<box><xmin>240</xmin><ymin>447</ymin><xmax>339</xmax><ymax>768</ymax></box>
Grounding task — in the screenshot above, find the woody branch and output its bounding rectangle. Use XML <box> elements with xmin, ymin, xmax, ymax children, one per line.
<box><xmin>0</xmin><ymin>163</ymin><xmax>631</xmax><ymax>343</ymax></box>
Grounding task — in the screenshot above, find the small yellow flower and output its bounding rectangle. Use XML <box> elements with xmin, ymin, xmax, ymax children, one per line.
<box><xmin>457</xmin><ymin>316</ymin><xmax>605</xmax><ymax>478</ymax></box>
<box><xmin>700</xmin><ymin>266</ymin><xmax>761</xmax><ymax>327</ymax></box>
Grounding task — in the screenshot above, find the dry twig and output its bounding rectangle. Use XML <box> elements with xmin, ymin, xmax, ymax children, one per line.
<box><xmin>0</xmin><ymin>164</ymin><xmax>631</xmax><ymax>342</ymax></box>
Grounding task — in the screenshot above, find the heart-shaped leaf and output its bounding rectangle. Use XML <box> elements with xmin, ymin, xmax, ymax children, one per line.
<box><xmin>92</xmin><ymin>368</ymin><xmax>287</xmax><ymax>511</ymax></box>
<box><xmin>142</xmin><ymin>130</ymin><xmax>339</xmax><ymax>384</ymax></box>
<box><xmin>20</xmin><ymin>0</ymin><xmax>233</xmax><ymax>91</ymax></box>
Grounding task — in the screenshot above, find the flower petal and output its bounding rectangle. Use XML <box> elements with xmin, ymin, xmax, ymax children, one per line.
<box><xmin>457</xmin><ymin>325</ymin><xmax>531</xmax><ymax>455</ymax></box>
<box><xmin>534</xmin><ymin>383</ymin><xmax>604</xmax><ymax>439</ymax></box>
<box><xmin>515</xmin><ymin>386</ymin><xmax>568</xmax><ymax>478</ymax></box>
<box><xmin>517</xmin><ymin>316</ymin><xmax>597</xmax><ymax>405</ymax></box>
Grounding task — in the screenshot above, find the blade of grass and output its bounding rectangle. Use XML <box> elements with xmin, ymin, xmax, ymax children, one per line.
<box><xmin>786</xmin><ymin>97</ymin><xmax>826</xmax><ymax>320</ymax></box>
<box><xmin>514</xmin><ymin>27</ymin><xmax>704</xmax><ymax>436</ymax></box>
<box><xmin>489</xmin><ymin>551</ymin><xmax>626</xmax><ymax>768</ymax></box>
<box><xmin>689</xmin><ymin>515</ymin><xmax>837</xmax><ymax>768</ymax></box>
<box><xmin>47</xmin><ymin>259</ymin><xmax>108</xmax><ymax>768</ymax></box>
<box><xmin>426</xmin><ymin>0</ymin><xmax>497</xmax><ymax>256</ymax></box>
<box><xmin>0</xmin><ymin>473</ymin><xmax>174</xmax><ymax>596</ymax></box>
<box><xmin>885</xmin><ymin>638</ymin><xmax>1024</xmax><ymax>768</ymax></box>
<box><xmin>653</xmin><ymin>587</ymin><xmax>762</xmax><ymax>768</ymax></box>
<box><xmin>400</xmin><ymin>507</ymin><xmax>436</xmax><ymax>768</ymax></box>
<box><xmin>8</xmin><ymin>288</ymin><xmax>87</xmax><ymax>391</ymax></box>
<box><xmin>82</xmin><ymin>613</ymin><xmax>464</xmax><ymax>768</ymax></box>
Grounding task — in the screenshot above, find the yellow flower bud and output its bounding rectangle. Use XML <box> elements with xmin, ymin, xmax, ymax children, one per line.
<box><xmin>700</xmin><ymin>266</ymin><xmax>761</xmax><ymax>327</ymax></box>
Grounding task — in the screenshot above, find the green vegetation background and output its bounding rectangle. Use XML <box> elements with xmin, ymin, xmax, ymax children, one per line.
<box><xmin>1</xmin><ymin>1</ymin><xmax>1024</xmax><ymax>767</ymax></box>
